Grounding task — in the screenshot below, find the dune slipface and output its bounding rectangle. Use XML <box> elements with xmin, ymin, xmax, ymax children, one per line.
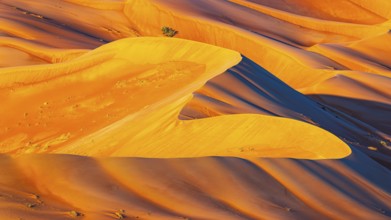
<box><xmin>0</xmin><ymin>37</ymin><xmax>349</xmax><ymax>159</ymax></box>
<box><xmin>0</xmin><ymin>0</ymin><xmax>391</xmax><ymax>220</ymax></box>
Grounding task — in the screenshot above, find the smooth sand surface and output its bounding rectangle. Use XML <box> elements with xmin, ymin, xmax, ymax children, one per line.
<box><xmin>0</xmin><ymin>0</ymin><xmax>390</xmax><ymax>219</ymax></box>
<box><xmin>0</xmin><ymin>37</ymin><xmax>349</xmax><ymax>159</ymax></box>
<box><xmin>0</xmin><ymin>150</ymin><xmax>390</xmax><ymax>220</ymax></box>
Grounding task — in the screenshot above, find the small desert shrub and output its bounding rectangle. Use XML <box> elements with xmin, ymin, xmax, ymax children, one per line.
<box><xmin>162</xmin><ymin>26</ymin><xmax>178</xmax><ymax>37</ymax></box>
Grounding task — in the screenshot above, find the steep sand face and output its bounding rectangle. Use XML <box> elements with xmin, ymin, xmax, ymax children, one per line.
<box><xmin>2</xmin><ymin>0</ymin><xmax>391</xmax><ymax>88</ymax></box>
<box><xmin>180</xmin><ymin>56</ymin><xmax>391</xmax><ymax>162</ymax></box>
<box><xmin>0</xmin><ymin>37</ymin><xmax>350</xmax><ymax>159</ymax></box>
<box><xmin>0</xmin><ymin>0</ymin><xmax>391</xmax><ymax>219</ymax></box>
<box><xmin>119</xmin><ymin>0</ymin><xmax>391</xmax><ymax>145</ymax></box>
<box><xmin>0</xmin><ymin>3</ymin><xmax>103</xmax><ymax>49</ymax></box>
<box><xmin>307</xmin><ymin>32</ymin><xmax>391</xmax><ymax>77</ymax></box>
<box><xmin>121</xmin><ymin>0</ymin><xmax>391</xmax><ymax>87</ymax></box>
<box><xmin>0</xmin><ymin>0</ymin><xmax>137</xmax><ymax>47</ymax></box>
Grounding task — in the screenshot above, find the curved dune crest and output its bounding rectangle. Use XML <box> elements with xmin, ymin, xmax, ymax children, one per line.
<box><xmin>3</xmin><ymin>0</ymin><xmax>391</xmax><ymax>90</ymax></box>
<box><xmin>1</xmin><ymin>1</ymin><xmax>391</xmax><ymax>219</ymax></box>
<box><xmin>122</xmin><ymin>0</ymin><xmax>391</xmax><ymax>88</ymax></box>
<box><xmin>0</xmin><ymin>37</ymin><xmax>350</xmax><ymax>159</ymax></box>
<box><xmin>66</xmin><ymin>97</ymin><xmax>350</xmax><ymax>159</ymax></box>
<box><xmin>0</xmin><ymin>37</ymin><xmax>88</xmax><ymax>67</ymax></box>
<box><xmin>180</xmin><ymin>56</ymin><xmax>390</xmax><ymax>157</ymax></box>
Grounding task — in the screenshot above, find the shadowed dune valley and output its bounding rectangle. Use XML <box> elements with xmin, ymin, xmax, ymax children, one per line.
<box><xmin>0</xmin><ymin>0</ymin><xmax>391</xmax><ymax>219</ymax></box>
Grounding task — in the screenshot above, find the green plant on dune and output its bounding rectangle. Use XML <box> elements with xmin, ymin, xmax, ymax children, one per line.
<box><xmin>161</xmin><ymin>26</ymin><xmax>178</xmax><ymax>37</ymax></box>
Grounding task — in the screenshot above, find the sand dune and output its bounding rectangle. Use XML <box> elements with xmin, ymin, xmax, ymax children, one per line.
<box><xmin>0</xmin><ymin>37</ymin><xmax>349</xmax><ymax>159</ymax></box>
<box><xmin>2</xmin><ymin>0</ymin><xmax>390</xmax><ymax>86</ymax></box>
<box><xmin>0</xmin><ymin>150</ymin><xmax>390</xmax><ymax>220</ymax></box>
<box><xmin>181</xmin><ymin>56</ymin><xmax>391</xmax><ymax>164</ymax></box>
<box><xmin>0</xmin><ymin>0</ymin><xmax>391</xmax><ymax>219</ymax></box>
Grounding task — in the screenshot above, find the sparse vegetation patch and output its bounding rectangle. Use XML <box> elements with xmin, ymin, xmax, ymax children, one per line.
<box><xmin>162</xmin><ymin>26</ymin><xmax>178</xmax><ymax>37</ymax></box>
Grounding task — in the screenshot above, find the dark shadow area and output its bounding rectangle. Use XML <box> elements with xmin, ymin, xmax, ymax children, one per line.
<box><xmin>307</xmin><ymin>95</ymin><xmax>391</xmax><ymax>136</ymax></box>
<box><xmin>180</xmin><ymin>55</ymin><xmax>391</xmax><ymax>169</ymax></box>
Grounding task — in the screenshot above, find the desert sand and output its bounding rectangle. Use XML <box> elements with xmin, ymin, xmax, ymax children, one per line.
<box><xmin>0</xmin><ymin>0</ymin><xmax>390</xmax><ymax>219</ymax></box>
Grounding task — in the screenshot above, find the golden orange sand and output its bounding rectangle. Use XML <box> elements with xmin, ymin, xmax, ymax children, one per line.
<box><xmin>0</xmin><ymin>153</ymin><xmax>390</xmax><ymax>220</ymax></box>
<box><xmin>0</xmin><ymin>37</ymin><xmax>349</xmax><ymax>159</ymax></box>
<box><xmin>0</xmin><ymin>0</ymin><xmax>391</xmax><ymax>219</ymax></box>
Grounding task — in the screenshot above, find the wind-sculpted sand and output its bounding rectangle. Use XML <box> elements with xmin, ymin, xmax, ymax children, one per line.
<box><xmin>0</xmin><ymin>0</ymin><xmax>390</xmax><ymax>219</ymax></box>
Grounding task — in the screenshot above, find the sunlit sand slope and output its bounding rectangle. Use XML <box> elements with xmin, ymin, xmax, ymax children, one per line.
<box><xmin>181</xmin><ymin>56</ymin><xmax>391</xmax><ymax>164</ymax></box>
<box><xmin>0</xmin><ymin>151</ymin><xmax>390</xmax><ymax>220</ymax></box>
<box><xmin>3</xmin><ymin>0</ymin><xmax>390</xmax><ymax>85</ymax></box>
<box><xmin>0</xmin><ymin>0</ymin><xmax>391</xmax><ymax>219</ymax></box>
<box><xmin>2</xmin><ymin>0</ymin><xmax>391</xmax><ymax>115</ymax></box>
<box><xmin>0</xmin><ymin>37</ymin><xmax>349</xmax><ymax>159</ymax></box>
<box><xmin>121</xmin><ymin>0</ymin><xmax>391</xmax><ymax>86</ymax></box>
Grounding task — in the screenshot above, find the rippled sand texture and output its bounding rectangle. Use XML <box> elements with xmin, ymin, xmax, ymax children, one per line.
<box><xmin>0</xmin><ymin>0</ymin><xmax>390</xmax><ymax>219</ymax></box>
